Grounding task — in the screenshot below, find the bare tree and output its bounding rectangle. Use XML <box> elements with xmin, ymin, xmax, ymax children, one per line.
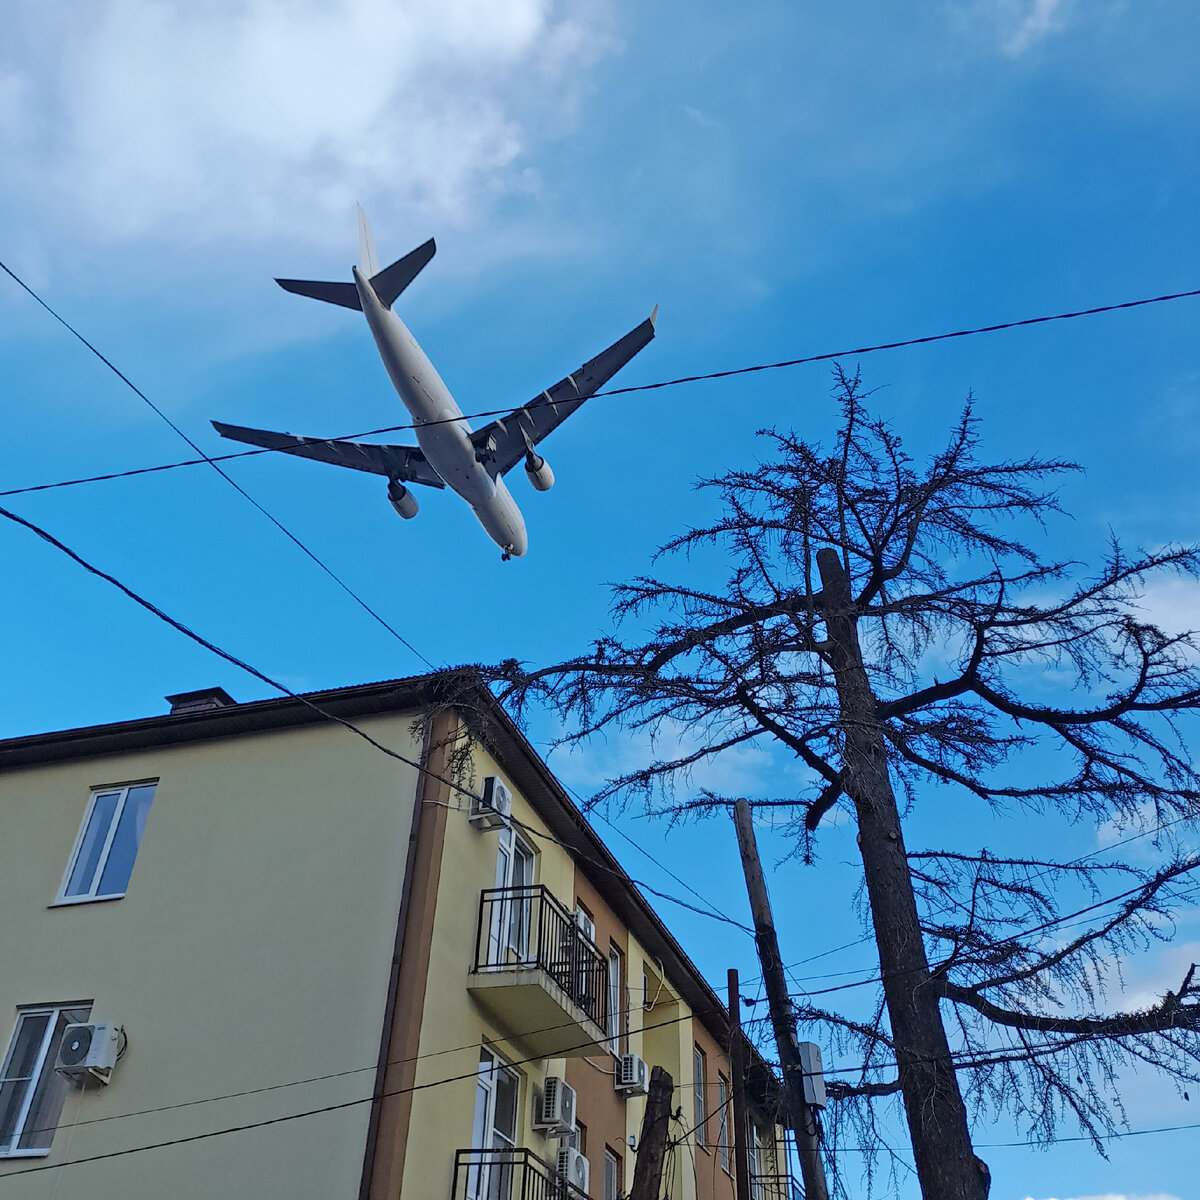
<box><xmin>487</xmin><ymin>369</ymin><xmax>1200</xmax><ymax>1199</ymax></box>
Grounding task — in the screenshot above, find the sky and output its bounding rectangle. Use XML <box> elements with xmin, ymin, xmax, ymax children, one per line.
<box><xmin>1</xmin><ymin>0</ymin><xmax>1199</xmax><ymax>1196</ymax></box>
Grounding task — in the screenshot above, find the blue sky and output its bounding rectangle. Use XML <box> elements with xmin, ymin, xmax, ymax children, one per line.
<box><xmin>2</xmin><ymin>1</ymin><xmax>1198</xmax><ymax>1196</ymax></box>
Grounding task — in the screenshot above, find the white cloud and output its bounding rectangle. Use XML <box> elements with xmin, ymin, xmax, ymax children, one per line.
<box><xmin>0</xmin><ymin>0</ymin><xmax>617</xmax><ymax>252</ymax></box>
<box><xmin>1133</xmin><ymin>576</ymin><xmax>1200</xmax><ymax>641</ymax></box>
<box><xmin>1002</xmin><ymin>0</ymin><xmax>1070</xmax><ymax>56</ymax></box>
<box><xmin>1022</xmin><ymin>1194</ymin><xmax>1181</xmax><ymax>1200</ymax></box>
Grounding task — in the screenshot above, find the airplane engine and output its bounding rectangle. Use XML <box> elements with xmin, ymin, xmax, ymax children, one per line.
<box><xmin>524</xmin><ymin>452</ymin><xmax>555</xmax><ymax>493</ymax></box>
<box><xmin>387</xmin><ymin>479</ymin><xmax>420</xmax><ymax>519</ymax></box>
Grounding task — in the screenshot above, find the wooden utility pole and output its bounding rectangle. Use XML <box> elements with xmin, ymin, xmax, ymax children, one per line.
<box><xmin>728</xmin><ymin>969</ymin><xmax>752</xmax><ymax>1200</ymax></box>
<box><xmin>733</xmin><ymin>798</ymin><xmax>829</xmax><ymax>1200</ymax></box>
<box><xmin>629</xmin><ymin>1065</ymin><xmax>673</xmax><ymax>1200</ymax></box>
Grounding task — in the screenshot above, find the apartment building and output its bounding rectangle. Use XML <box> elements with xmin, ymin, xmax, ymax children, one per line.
<box><xmin>0</xmin><ymin>672</ymin><xmax>791</xmax><ymax>1199</ymax></box>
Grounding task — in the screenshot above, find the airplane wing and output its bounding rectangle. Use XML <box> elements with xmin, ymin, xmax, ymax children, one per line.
<box><xmin>471</xmin><ymin>307</ymin><xmax>658</xmax><ymax>478</ymax></box>
<box><xmin>211</xmin><ymin>422</ymin><xmax>446</xmax><ymax>489</ymax></box>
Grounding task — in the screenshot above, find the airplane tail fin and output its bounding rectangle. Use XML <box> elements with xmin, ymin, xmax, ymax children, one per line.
<box><xmin>357</xmin><ymin>203</ymin><xmax>380</xmax><ymax>277</ymax></box>
<box><xmin>275</xmin><ymin>208</ymin><xmax>436</xmax><ymax>310</ymax></box>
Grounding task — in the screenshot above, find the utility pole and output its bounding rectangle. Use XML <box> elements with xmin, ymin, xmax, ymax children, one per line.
<box><xmin>629</xmin><ymin>1065</ymin><xmax>673</xmax><ymax>1200</ymax></box>
<box><xmin>728</xmin><ymin>968</ymin><xmax>752</xmax><ymax>1200</ymax></box>
<box><xmin>733</xmin><ymin>798</ymin><xmax>829</xmax><ymax>1200</ymax></box>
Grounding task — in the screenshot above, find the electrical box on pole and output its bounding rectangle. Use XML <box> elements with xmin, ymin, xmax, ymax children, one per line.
<box><xmin>798</xmin><ymin>1041</ymin><xmax>827</xmax><ymax>1109</ymax></box>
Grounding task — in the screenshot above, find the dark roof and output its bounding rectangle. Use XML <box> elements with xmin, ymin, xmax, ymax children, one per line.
<box><xmin>0</xmin><ymin>670</ymin><xmax>750</xmax><ymax>1068</ymax></box>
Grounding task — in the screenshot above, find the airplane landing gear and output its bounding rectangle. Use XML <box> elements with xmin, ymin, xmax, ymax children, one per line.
<box><xmin>501</xmin><ymin>545</ymin><xmax>514</xmax><ymax>562</ymax></box>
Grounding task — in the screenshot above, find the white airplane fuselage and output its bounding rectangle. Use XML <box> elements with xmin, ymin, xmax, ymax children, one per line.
<box><xmin>353</xmin><ymin>267</ymin><xmax>528</xmax><ymax>557</ymax></box>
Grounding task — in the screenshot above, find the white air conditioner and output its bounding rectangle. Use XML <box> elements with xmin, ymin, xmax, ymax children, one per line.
<box><xmin>534</xmin><ymin>1076</ymin><xmax>577</xmax><ymax>1134</ymax></box>
<box><xmin>615</xmin><ymin>1052</ymin><xmax>650</xmax><ymax>1096</ymax></box>
<box><xmin>572</xmin><ymin>908</ymin><xmax>596</xmax><ymax>945</ymax></box>
<box><xmin>55</xmin><ymin>1023</ymin><xmax>120</xmax><ymax>1084</ymax></box>
<box><xmin>469</xmin><ymin>776</ymin><xmax>512</xmax><ymax>829</ymax></box>
<box><xmin>556</xmin><ymin>1146</ymin><xmax>590</xmax><ymax>1194</ymax></box>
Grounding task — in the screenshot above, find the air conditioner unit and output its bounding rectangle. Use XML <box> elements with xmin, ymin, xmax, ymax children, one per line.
<box><xmin>55</xmin><ymin>1023</ymin><xmax>120</xmax><ymax>1084</ymax></box>
<box><xmin>556</xmin><ymin>1146</ymin><xmax>590</xmax><ymax>1194</ymax></box>
<box><xmin>534</xmin><ymin>1076</ymin><xmax>577</xmax><ymax>1134</ymax></box>
<box><xmin>615</xmin><ymin>1052</ymin><xmax>650</xmax><ymax>1096</ymax></box>
<box><xmin>469</xmin><ymin>776</ymin><xmax>512</xmax><ymax>829</ymax></box>
<box><xmin>572</xmin><ymin>908</ymin><xmax>596</xmax><ymax>945</ymax></box>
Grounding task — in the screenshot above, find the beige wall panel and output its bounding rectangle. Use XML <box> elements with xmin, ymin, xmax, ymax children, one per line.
<box><xmin>0</xmin><ymin>714</ymin><xmax>423</xmax><ymax>1200</ymax></box>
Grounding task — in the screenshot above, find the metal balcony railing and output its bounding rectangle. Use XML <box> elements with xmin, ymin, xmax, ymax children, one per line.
<box><xmin>473</xmin><ymin>885</ymin><xmax>609</xmax><ymax>1031</ymax></box>
<box><xmin>451</xmin><ymin>1148</ymin><xmax>588</xmax><ymax>1200</ymax></box>
<box><xmin>751</xmin><ymin>1173</ymin><xmax>804</xmax><ymax>1200</ymax></box>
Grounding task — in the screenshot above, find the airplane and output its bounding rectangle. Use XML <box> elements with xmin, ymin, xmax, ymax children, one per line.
<box><xmin>212</xmin><ymin>207</ymin><xmax>657</xmax><ymax>559</ymax></box>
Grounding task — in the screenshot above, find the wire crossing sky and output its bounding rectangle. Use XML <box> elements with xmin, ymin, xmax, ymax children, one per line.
<box><xmin>1</xmin><ymin>3</ymin><xmax>1198</xmax><ymax>1198</ymax></box>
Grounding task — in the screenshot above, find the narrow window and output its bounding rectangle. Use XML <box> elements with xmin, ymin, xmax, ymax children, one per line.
<box><xmin>748</xmin><ymin>1123</ymin><xmax>763</xmax><ymax>1200</ymax></box>
<box><xmin>604</xmin><ymin>1146</ymin><xmax>622</xmax><ymax>1200</ymax></box>
<box><xmin>1</xmin><ymin>1004</ymin><xmax>91</xmax><ymax>1156</ymax></box>
<box><xmin>718</xmin><ymin>1074</ymin><xmax>730</xmax><ymax>1170</ymax></box>
<box><xmin>486</xmin><ymin>827</ymin><xmax>535</xmax><ymax>965</ymax></box>
<box><xmin>59</xmin><ymin>783</ymin><xmax>156</xmax><ymax>902</ymax></box>
<box><xmin>467</xmin><ymin>1047</ymin><xmax>519</xmax><ymax>1200</ymax></box>
<box><xmin>693</xmin><ymin>1044</ymin><xmax>707</xmax><ymax>1148</ymax></box>
<box><xmin>607</xmin><ymin>946</ymin><xmax>623</xmax><ymax>1053</ymax></box>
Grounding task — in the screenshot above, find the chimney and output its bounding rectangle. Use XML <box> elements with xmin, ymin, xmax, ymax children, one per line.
<box><xmin>165</xmin><ymin>687</ymin><xmax>237</xmax><ymax>715</ymax></box>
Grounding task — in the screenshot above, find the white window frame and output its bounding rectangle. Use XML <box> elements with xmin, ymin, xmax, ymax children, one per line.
<box><xmin>607</xmin><ymin>946</ymin><xmax>623</xmax><ymax>1054</ymax></box>
<box><xmin>467</xmin><ymin>1046</ymin><xmax>520</xmax><ymax>1200</ymax></box>
<box><xmin>693</xmin><ymin>1044</ymin><xmax>707</xmax><ymax>1149</ymax></box>
<box><xmin>0</xmin><ymin>1003</ymin><xmax>91</xmax><ymax>1157</ymax></box>
<box><xmin>748</xmin><ymin>1124</ymin><xmax>764</xmax><ymax>1200</ymax></box>
<box><xmin>718</xmin><ymin>1074</ymin><xmax>730</xmax><ymax>1171</ymax></box>
<box><xmin>56</xmin><ymin>781</ymin><xmax>157</xmax><ymax>905</ymax></box>
<box><xmin>486</xmin><ymin>827</ymin><xmax>536</xmax><ymax>966</ymax></box>
<box><xmin>603</xmin><ymin>1146</ymin><xmax>621</xmax><ymax>1200</ymax></box>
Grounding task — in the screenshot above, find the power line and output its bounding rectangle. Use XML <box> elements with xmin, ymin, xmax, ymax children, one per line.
<box><xmin>0</xmin><ymin>499</ymin><xmax>754</xmax><ymax>948</ymax></box>
<box><xmin>4</xmin><ymin>279</ymin><xmax>1199</xmax><ymax>502</ymax></box>
<box><xmin>11</xmin><ymin>991</ymin><xmax>702</xmax><ymax>1143</ymax></box>
<box><xmin>1</xmin><ymin>1005</ymin><xmax>716</xmax><ymax>1180</ymax></box>
<box><xmin>0</xmin><ymin>258</ymin><xmax>434</xmax><ymax>670</ymax></box>
<box><xmin>9</xmin><ymin>499</ymin><xmax>1183</xmax><ymax>1024</ymax></box>
<box><xmin>826</xmin><ymin>1119</ymin><xmax>1200</xmax><ymax>1155</ymax></box>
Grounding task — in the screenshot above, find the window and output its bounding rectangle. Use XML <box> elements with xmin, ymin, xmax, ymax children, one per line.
<box><xmin>718</xmin><ymin>1074</ymin><xmax>730</xmax><ymax>1171</ymax></box>
<box><xmin>604</xmin><ymin>1146</ymin><xmax>622</xmax><ymax>1200</ymax></box>
<box><xmin>607</xmin><ymin>946</ymin><xmax>623</xmax><ymax>1053</ymax></box>
<box><xmin>748</xmin><ymin>1123</ymin><xmax>764</xmax><ymax>1200</ymax></box>
<box><xmin>1</xmin><ymin>1004</ymin><xmax>91</xmax><ymax>1156</ymax></box>
<box><xmin>487</xmin><ymin>826</ymin><xmax>535</xmax><ymax>965</ymax></box>
<box><xmin>59</xmin><ymin>782</ymin><xmax>156</xmax><ymax>902</ymax></box>
<box><xmin>467</xmin><ymin>1047</ymin><xmax>519</xmax><ymax>1200</ymax></box>
<box><xmin>693</xmin><ymin>1044</ymin><xmax>707</xmax><ymax>1149</ymax></box>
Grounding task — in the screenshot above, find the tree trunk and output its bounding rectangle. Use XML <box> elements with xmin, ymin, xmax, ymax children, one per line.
<box><xmin>816</xmin><ymin>548</ymin><xmax>989</xmax><ymax>1200</ymax></box>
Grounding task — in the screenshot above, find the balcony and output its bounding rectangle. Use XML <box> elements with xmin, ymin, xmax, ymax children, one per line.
<box><xmin>467</xmin><ymin>885</ymin><xmax>609</xmax><ymax>1058</ymax></box>
<box><xmin>451</xmin><ymin>1148</ymin><xmax>587</xmax><ymax>1200</ymax></box>
<box><xmin>751</xmin><ymin>1174</ymin><xmax>804</xmax><ymax>1200</ymax></box>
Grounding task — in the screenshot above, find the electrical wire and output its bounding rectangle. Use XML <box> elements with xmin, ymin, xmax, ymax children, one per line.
<box><xmin>826</xmin><ymin>1119</ymin><xmax>1200</xmax><ymax>1154</ymax></box>
<box><xmin>1</xmin><ymin>1005</ymin><xmax>716</xmax><ymax>1180</ymax></box>
<box><xmin>11</xmin><ymin>991</ymin><xmax>699</xmax><ymax>1144</ymax></box>
<box><xmin>3</xmin><ymin>275</ymin><xmax>1199</xmax><ymax>502</ymax></box>
<box><xmin>0</xmin><ymin>258</ymin><xmax>434</xmax><ymax>670</ymax></box>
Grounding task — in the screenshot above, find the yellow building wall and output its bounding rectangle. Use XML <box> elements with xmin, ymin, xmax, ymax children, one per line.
<box><xmin>394</xmin><ymin>737</ymin><xmax>784</xmax><ymax>1200</ymax></box>
<box><xmin>0</xmin><ymin>713</ymin><xmax>424</xmax><ymax>1200</ymax></box>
